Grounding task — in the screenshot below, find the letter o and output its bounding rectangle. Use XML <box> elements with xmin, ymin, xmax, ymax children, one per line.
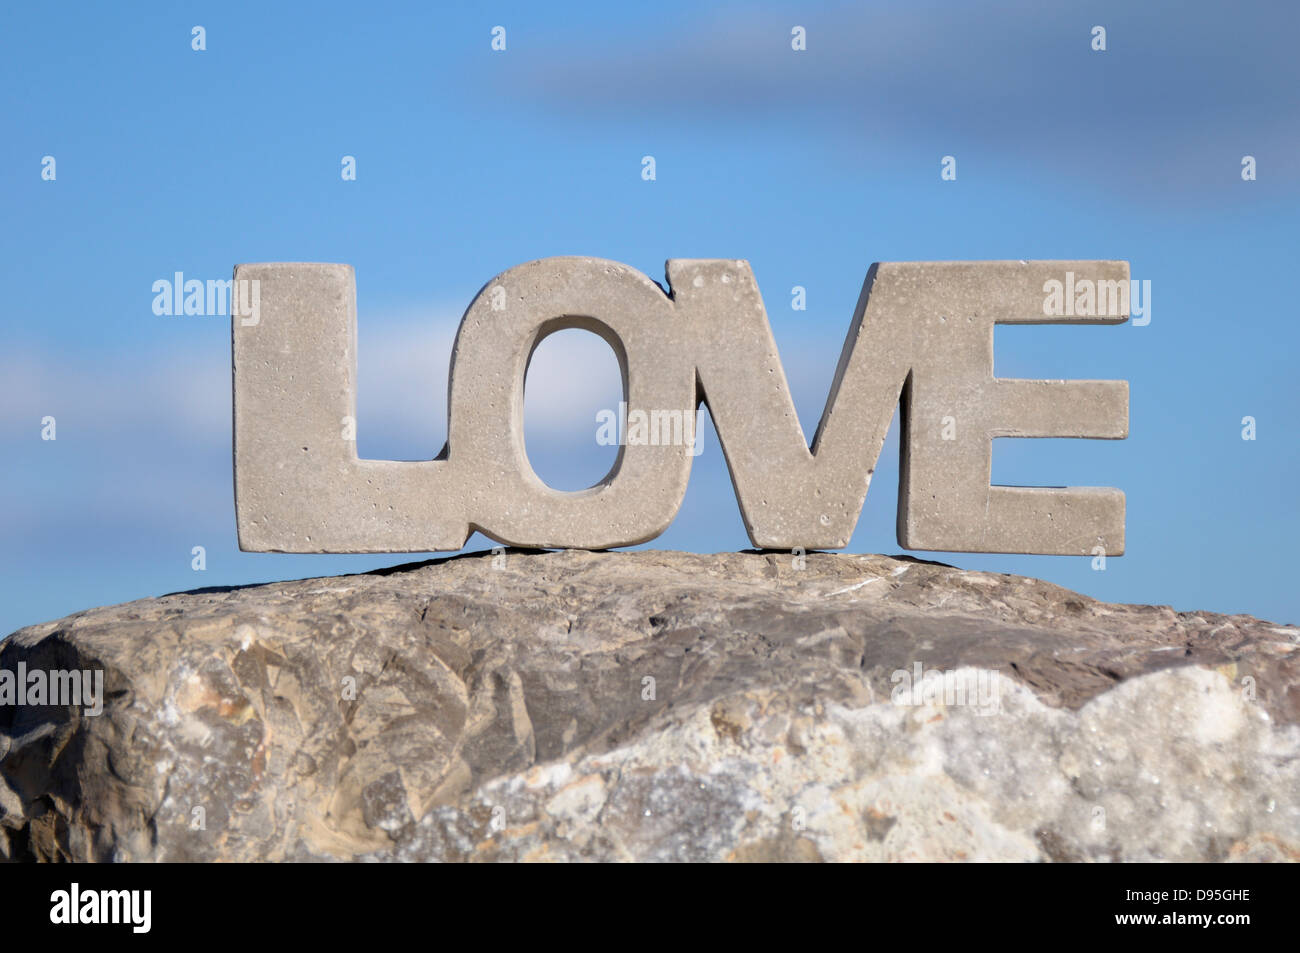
<box><xmin>447</xmin><ymin>258</ymin><xmax>696</xmax><ymax>547</ymax></box>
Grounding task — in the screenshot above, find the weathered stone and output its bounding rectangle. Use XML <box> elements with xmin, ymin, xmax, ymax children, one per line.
<box><xmin>233</xmin><ymin>258</ymin><xmax>1128</xmax><ymax>555</ymax></box>
<box><xmin>2</xmin><ymin>551</ymin><xmax>1295</xmax><ymax>862</ymax></box>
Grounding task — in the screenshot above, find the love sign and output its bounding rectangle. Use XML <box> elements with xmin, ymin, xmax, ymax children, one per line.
<box><xmin>232</xmin><ymin>258</ymin><xmax>1128</xmax><ymax>555</ymax></box>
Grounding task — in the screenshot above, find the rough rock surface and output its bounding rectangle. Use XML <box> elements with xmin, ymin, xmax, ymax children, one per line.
<box><xmin>1</xmin><ymin>550</ymin><xmax>1296</xmax><ymax>862</ymax></box>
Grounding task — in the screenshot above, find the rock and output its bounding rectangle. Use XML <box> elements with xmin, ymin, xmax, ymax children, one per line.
<box><xmin>1</xmin><ymin>550</ymin><xmax>1296</xmax><ymax>862</ymax></box>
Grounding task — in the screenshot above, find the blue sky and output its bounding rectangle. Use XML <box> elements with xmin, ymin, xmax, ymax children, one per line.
<box><xmin>2</xmin><ymin>0</ymin><xmax>1297</xmax><ymax>635</ymax></box>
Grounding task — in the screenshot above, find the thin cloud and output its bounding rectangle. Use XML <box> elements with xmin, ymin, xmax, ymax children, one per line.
<box><xmin>495</xmin><ymin>0</ymin><xmax>1300</xmax><ymax>197</ymax></box>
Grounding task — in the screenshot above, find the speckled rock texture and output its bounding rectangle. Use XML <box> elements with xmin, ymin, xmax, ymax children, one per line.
<box><xmin>1</xmin><ymin>550</ymin><xmax>1296</xmax><ymax>862</ymax></box>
